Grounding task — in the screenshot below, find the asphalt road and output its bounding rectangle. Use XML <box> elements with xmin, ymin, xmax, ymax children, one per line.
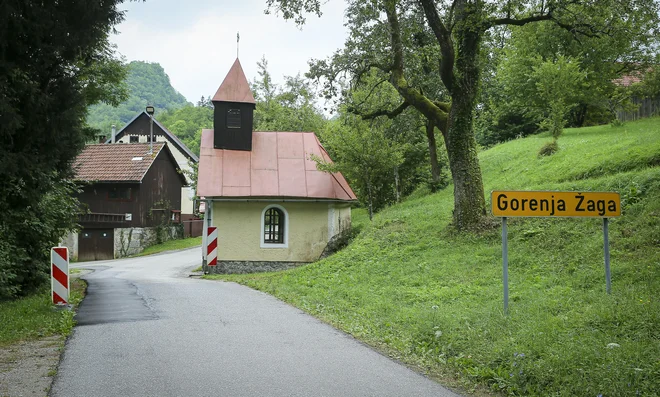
<box><xmin>51</xmin><ymin>248</ymin><xmax>460</xmax><ymax>397</ymax></box>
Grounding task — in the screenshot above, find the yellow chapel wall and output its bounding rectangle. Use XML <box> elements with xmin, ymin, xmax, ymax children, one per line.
<box><xmin>211</xmin><ymin>201</ymin><xmax>349</xmax><ymax>262</ymax></box>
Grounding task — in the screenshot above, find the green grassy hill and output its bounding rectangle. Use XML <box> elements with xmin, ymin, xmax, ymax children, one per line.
<box><xmin>210</xmin><ymin>118</ymin><xmax>660</xmax><ymax>396</ymax></box>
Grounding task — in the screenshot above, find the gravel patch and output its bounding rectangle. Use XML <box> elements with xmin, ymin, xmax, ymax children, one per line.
<box><xmin>0</xmin><ymin>336</ymin><xmax>62</xmax><ymax>397</ymax></box>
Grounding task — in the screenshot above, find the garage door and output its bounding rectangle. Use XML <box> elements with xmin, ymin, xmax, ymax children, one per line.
<box><xmin>78</xmin><ymin>229</ymin><xmax>114</xmax><ymax>261</ymax></box>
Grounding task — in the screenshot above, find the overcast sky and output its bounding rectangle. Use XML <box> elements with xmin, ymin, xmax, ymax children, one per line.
<box><xmin>110</xmin><ymin>0</ymin><xmax>348</xmax><ymax>103</ymax></box>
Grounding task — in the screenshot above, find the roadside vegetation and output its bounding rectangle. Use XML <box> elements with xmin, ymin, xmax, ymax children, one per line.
<box><xmin>0</xmin><ymin>279</ymin><xmax>86</xmax><ymax>346</ymax></box>
<box><xmin>207</xmin><ymin>118</ymin><xmax>660</xmax><ymax>396</ymax></box>
<box><xmin>131</xmin><ymin>236</ymin><xmax>202</xmax><ymax>257</ymax></box>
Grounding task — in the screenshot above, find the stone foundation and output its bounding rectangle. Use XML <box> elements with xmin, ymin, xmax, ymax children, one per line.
<box><xmin>204</xmin><ymin>261</ymin><xmax>307</xmax><ymax>274</ymax></box>
<box><xmin>114</xmin><ymin>226</ymin><xmax>182</xmax><ymax>258</ymax></box>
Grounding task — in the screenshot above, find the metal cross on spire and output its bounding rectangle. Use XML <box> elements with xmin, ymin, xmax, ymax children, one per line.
<box><xmin>237</xmin><ymin>32</ymin><xmax>240</xmax><ymax>58</ymax></box>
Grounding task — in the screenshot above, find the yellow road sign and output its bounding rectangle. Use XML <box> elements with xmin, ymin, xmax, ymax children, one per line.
<box><xmin>491</xmin><ymin>191</ymin><xmax>621</xmax><ymax>218</ymax></box>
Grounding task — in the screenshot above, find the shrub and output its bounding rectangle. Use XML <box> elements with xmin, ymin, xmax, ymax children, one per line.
<box><xmin>538</xmin><ymin>140</ymin><xmax>559</xmax><ymax>157</ymax></box>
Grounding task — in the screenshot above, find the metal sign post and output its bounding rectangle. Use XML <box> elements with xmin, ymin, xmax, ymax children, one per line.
<box><xmin>502</xmin><ymin>217</ymin><xmax>509</xmax><ymax>314</ymax></box>
<box><xmin>492</xmin><ymin>191</ymin><xmax>621</xmax><ymax>314</ymax></box>
<box><xmin>604</xmin><ymin>218</ymin><xmax>611</xmax><ymax>294</ymax></box>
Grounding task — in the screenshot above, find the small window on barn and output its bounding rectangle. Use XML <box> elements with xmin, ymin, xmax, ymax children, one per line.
<box><xmin>261</xmin><ymin>205</ymin><xmax>288</xmax><ymax>248</ymax></box>
<box><xmin>108</xmin><ymin>187</ymin><xmax>132</xmax><ymax>201</ymax></box>
<box><xmin>227</xmin><ymin>108</ymin><xmax>241</xmax><ymax>129</ymax></box>
<box><xmin>130</xmin><ymin>136</ymin><xmax>139</xmax><ymax>143</ymax></box>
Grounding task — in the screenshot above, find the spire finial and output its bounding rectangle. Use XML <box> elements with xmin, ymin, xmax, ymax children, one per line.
<box><xmin>237</xmin><ymin>32</ymin><xmax>240</xmax><ymax>58</ymax></box>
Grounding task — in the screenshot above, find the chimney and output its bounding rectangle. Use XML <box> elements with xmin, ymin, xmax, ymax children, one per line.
<box><xmin>111</xmin><ymin>124</ymin><xmax>116</xmax><ymax>144</ymax></box>
<box><xmin>211</xmin><ymin>58</ymin><xmax>256</xmax><ymax>151</ymax></box>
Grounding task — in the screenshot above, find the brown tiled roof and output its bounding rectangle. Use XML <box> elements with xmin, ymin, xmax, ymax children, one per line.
<box><xmin>197</xmin><ymin>130</ymin><xmax>357</xmax><ymax>201</ymax></box>
<box><xmin>613</xmin><ymin>73</ymin><xmax>643</xmax><ymax>87</ymax></box>
<box><xmin>73</xmin><ymin>143</ymin><xmax>166</xmax><ymax>182</ymax></box>
<box><xmin>212</xmin><ymin>58</ymin><xmax>256</xmax><ymax>104</ymax></box>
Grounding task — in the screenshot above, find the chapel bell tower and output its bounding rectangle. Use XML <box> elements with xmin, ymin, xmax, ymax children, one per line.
<box><xmin>212</xmin><ymin>58</ymin><xmax>256</xmax><ymax>151</ymax></box>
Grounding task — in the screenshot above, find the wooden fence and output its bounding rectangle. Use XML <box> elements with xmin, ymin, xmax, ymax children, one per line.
<box><xmin>181</xmin><ymin>214</ymin><xmax>203</xmax><ymax>238</ymax></box>
<box><xmin>617</xmin><ymin>96</ymin><xmax>660</xmax><ymax>122</ymax></box>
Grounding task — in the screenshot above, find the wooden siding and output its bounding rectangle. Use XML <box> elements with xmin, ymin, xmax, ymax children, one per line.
<box><xmin>121</xmin><ymin>113</ymin><xmax>167</xmax><ymax>141</ymax></box>
<box><xmin>78</xmin><ymin>148</ymin><xmax>184</xmax><ymax>228</ymax></box>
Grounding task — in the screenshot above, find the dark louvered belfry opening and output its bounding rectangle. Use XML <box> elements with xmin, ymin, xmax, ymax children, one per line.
<box><xmin>226</xmin><ymin>108</ymin><xmax>241</xmax><ymax>129</ymax></box>
<box><xmin>264</xmin><ymin>208</ymin><xmax>284</xmax><ymax>244</ymax></box>
<box><xmin>213</xmin><ymin>101</ymin><xmax>254</xmax><ymax>150</ymax></box>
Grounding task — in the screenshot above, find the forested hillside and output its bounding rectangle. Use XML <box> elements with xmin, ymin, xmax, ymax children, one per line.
<box><xmin>86</xmin><ymin>61</ymin><xmax>189</xmax><ymax>134</ymax></box>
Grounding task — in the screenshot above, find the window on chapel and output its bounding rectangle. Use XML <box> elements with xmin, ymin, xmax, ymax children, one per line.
<box><xmin>263</xmin><ymin>207</ymin><xmax>285</xmax><ymax>244</ymax></box>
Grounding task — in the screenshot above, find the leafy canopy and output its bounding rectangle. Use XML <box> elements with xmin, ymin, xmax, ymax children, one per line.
<box><xmin>0</xmin><ymin>0</ymin><xmax>127</xmax><ymax>299</ymax></box>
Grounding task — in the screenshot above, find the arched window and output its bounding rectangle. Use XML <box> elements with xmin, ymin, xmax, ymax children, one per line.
<box><xmin>261</xmin><ymin>205</ymin><xmax>288</xmax><ymax>247</ymax></box>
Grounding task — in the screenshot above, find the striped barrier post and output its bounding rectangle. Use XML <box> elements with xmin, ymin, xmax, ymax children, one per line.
<box><xmin>207</xmin><ymin>227</ymin><xmax>218</xmax><ymax>266</ymax></box>
<box><xmin>51</xmin><ymin>247</ymin><xmax>69</xmax><ymax>305</ymax></box>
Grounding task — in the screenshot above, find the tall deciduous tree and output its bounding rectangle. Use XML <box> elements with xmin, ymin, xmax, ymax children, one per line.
<box><xmin>251</xmin><ymin>57</ymin><xmax>327</xmax><ymax>133</ymax></box>
<box><xmin>0</xmin><ymin>0</ymin><xmax>126</xmax><ymax>299</ymax></box>
<box><xmin>316</xmin><ymin>115</ymin><xmax>405</xmax><ymax>220</ymax></box>
<box><xmin>266</xmin><ymin>0</ymin><xmax>660</xmax><ymax>229</ymax></box>
<box><xmin>479</xmin><ymin>14</ymin><xmax>659</xmax><ymax>146</ymax></box>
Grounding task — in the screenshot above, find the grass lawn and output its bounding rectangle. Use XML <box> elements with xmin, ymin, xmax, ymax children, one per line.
<box><xmin>0</xmin><ymin>279</ymin><xmax>86</xmax><ymax>347</ymax></box>
<box><xmin>131</xmin><ymin>236</ymin><xmax>202</xmax><ymax>257</ymax></box>
<box><xmin>207</xmin><ymin>118</ymin><xmax>660</xmax><ymax>396</ymax></box>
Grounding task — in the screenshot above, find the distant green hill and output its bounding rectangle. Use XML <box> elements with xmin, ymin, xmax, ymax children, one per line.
<box><xmin>210</xmin><ymin>118</ymin><xmax>660</xmax><ymax>396</ymax></box>
<box><xmin>86</xmin><ymin>61</ymin><xmax>190</xmax><ymax>134</ymax></box>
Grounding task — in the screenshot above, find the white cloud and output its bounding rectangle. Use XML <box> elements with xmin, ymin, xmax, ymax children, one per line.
<box><xmin>111</xmin><ymin>0</ymin><xmax>347</xmax><ymax>103</ymax></box>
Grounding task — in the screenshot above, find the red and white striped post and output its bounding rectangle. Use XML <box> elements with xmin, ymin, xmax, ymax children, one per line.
<box><xmin>50</xmin><ymin>247</ymin><xmax>69</xmax><ymax>305</ymax></box>
<box><xmin>207</xmin><ymin>227</ymin><xmax>218</xmax><ymax>267</ymax></box>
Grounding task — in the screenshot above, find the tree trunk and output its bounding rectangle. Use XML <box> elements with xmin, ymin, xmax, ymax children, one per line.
<box><xmin>446</xmin><ymin>97</ymin><xmax>486</xmax><ymax>228</ymax></box>
<box><xmin>367</xmin><ymin>177</ymin><xmax>374</xmax><ymax>221</ymax></box>
<box><xmin>445</xmin><ymin>6</ymin><xmax>486</xmax><ymax>229</ymax></box>
<box><xmin>386</xmin><ymin>0</ymin><xmax>485</xmax><ymax>229</ymax></box>
<box><xmin>394</xmin><ymin>166</ymin><xmax>401</xmax><ymax>202</ymax></box>
<box><xmin>425</xmin><ymin>118</ymin><xmax>441</xmax><ymax>192</ymax></box>
<box><xmin>574</xmin><ymin>103</ymin><xmax>588</xmax><ymax>127</ymax></box>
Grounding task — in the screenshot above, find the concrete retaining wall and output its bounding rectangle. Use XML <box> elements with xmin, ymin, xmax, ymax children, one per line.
<box><xmin>60</xmin><ymin>231</ymin><xmax>79</xmax><ymax>261</ymax></box>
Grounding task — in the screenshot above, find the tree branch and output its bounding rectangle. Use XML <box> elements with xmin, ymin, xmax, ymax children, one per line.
<box><xmin>487</xmin><ymin>13</ymin><xmax>553</xmax><ymax>28</ymax></box>
<box><xmin>352</xmin><ymin>78</ymin><xmax>389</xmax><ymax>109</ymax></box>
<box><xmin>383</xmin><ymin>1</ymin><xmax>449</xmax><ymax>131</ymax></box>
<box><xmin>486</xmin><ymin>3</ymin><xmax>602</xmax><ymax>39</ymax></box>
<box><xmin>384</xmin><ymin>1</ymin><xmax>405</xmax><ymax>76</ymax></box>
<box><xmin>350</xmin><ymin>101</ymin><xmax>410</xmax><ymax>120</ymax></box>
<box><xmin>418</xmin><ymin>0</ymin><xmax>455</xmax><ymax>93</ymax></box>
<box><xmin>354</xmin><ymin>62</ymin><xmax>393</xmax><ymax>84</ymax></box>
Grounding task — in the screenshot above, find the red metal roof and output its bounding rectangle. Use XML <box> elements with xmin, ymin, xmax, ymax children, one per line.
<box><xmin>212</xmin><ymin>58</ymin><xmax>256</xmax><ymax>104</ymax></box>
<box><xmin>197</xmin><ymin>130</ymin><xmax>357</xmax><ymax>201</ymax></box>
<box><xmin>73</xmin><ymin>143</ymin><xmax>166</xmax><ymax>182</ymax></box>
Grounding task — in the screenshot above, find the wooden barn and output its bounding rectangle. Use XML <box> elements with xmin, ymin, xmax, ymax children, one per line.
<box><xmin>106</xmin><ymin>111</ymin><xmax>200</xmax><ymax>225</ymax></box>
<box><xmin>197</xmin><ymin>59</ymin><xmax>356</xmax><ymax>273</ymax></box>
<box><xmin>68</xmin><ymin>143</ymin><xmax>186</xmax><ymax>261</ymax></box>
